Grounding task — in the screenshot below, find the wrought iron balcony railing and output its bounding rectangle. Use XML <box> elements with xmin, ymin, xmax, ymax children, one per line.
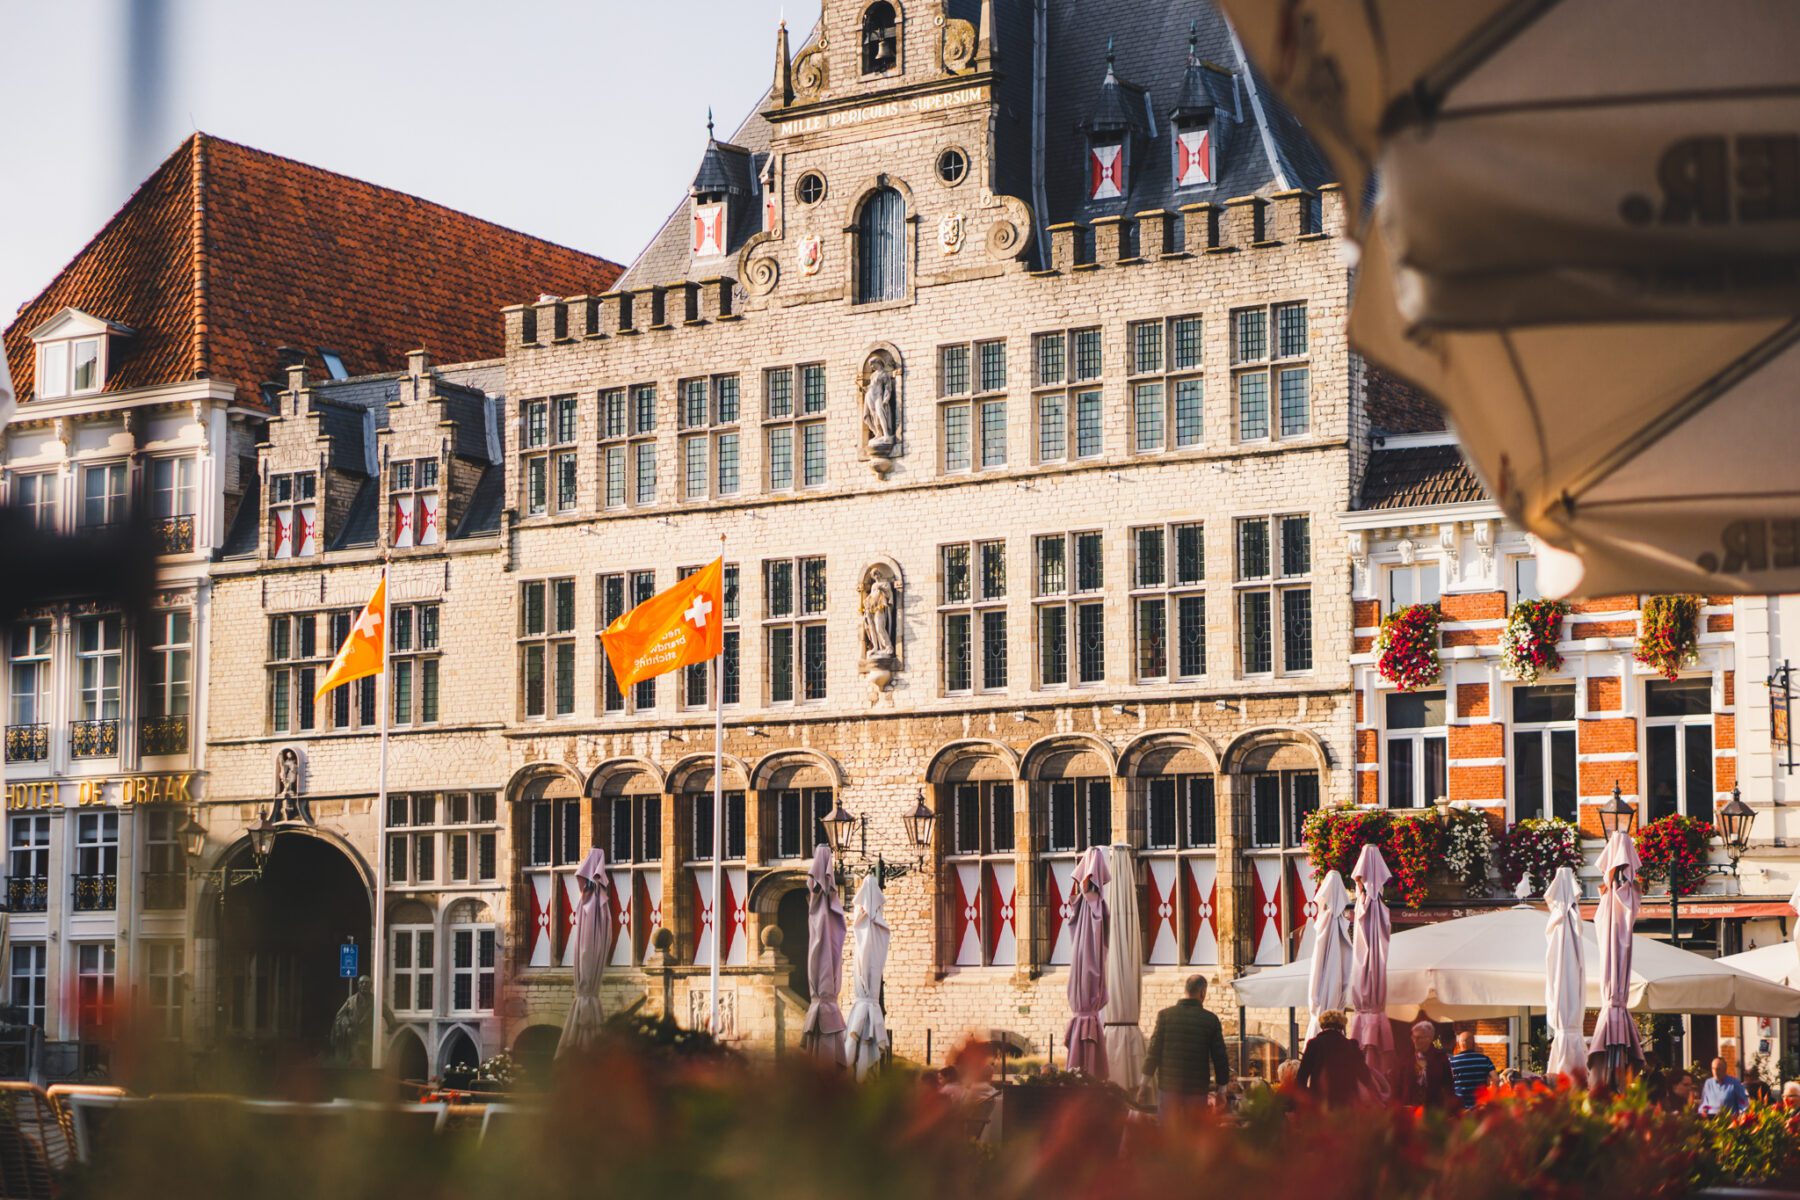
<box><xmin>72</xmin><ymin>874</ymin><xmax>118</xmax><ymax>913</ymax></box>
<box><xmin>140</xmin><ymin>871</ymin><xmax>187</xmax><ymax>911</ymax></box>
<box><xmin>139</xmin><ymin>715</ymin><xmax>189</xmax><ymax>757</ymax></box>
<box><xmin>6</xmin><ymin>877</ymin><xmax>48</xmax><ymax>913</ymax></box>
<box><xmin>4</xmin><ymin>725</ymin><xmax>48</xmax><ymax>764</ymax></box>
<box><xmin>155</xmin><ymin>514</ymin><xmax>195</xmax><ymax>555</ymax></box>
<box><xmin>71</xmin><ymin>719</ymin><xmax>119</xmax><ymax>758</ymax></box>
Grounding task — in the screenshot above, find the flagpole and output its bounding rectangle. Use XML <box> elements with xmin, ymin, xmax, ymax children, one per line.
<box><xmin>710</xmin><ymin>536</ymin><xmax>725</xmax><ymax>1037</ymax></box>
<box><xmin>371</xmin><ymin>563</ymin><xmax>390</xmax><ymax>1070</ymax></box>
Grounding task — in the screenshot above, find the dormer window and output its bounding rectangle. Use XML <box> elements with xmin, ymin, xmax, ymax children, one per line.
<box><xmin>861</xmin><ymin>2</ymin><xmax>898</xmax><ymax>75</ymax></box>
<box><xmin>269</xmin><ymin>470</ymin><xmax>318</xmax><ymax>559</ymax></box>
<box><xmin>39</xmin><ymin>338</ymin><xmax>102</xmax><ymax>399</ymax></box>
<box><xmin>1174</xmin><ymin>124</ymin><xmax>1212</xmax><ymax>188</ymax></box>
<box><xmin>1090</xmin><ymin>144</ymin><xmax>1126</xmax><ymax>201</ymax></box>
<box><xmin>692</xmin><ymin>198</ymin><xmax>728</xmax><ymax>258</ymax></box>
<box><xmin>29</xmin><ymin>308</ymin><xmax>128</xmax><ymax>401</ymax></box>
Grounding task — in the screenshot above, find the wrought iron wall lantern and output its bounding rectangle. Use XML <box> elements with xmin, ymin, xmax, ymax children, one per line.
<box><xmin>182</xmin><ymin>808</ymin><xmax>278</xmax><ymax>901</ymax></box>
<box><xmin>1596</xmin><ymin>781</ymin><xmax>1756</xmax><ymax>948</ymax></box>
<box><xmin>825</xmin><ymin>792</ymin><xmax>935</xmax><ymax>893</ymax></box>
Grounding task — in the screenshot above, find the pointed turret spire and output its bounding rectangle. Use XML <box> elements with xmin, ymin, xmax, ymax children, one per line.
<box><xmin>707</xmin><ymin>107</ymin><xmax>716</xmax><ymax>141</ymax></box>
<box><xmin>977</xmin><ymin>0</ymin><xmax>996</xmax><ymax>68</ymax></box>
<box><xmin>773</xmin><ymin>19</ymin><xmax>794</xmax><ymax>108</ymax></box>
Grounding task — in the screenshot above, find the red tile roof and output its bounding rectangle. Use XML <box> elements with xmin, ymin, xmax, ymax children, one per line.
<box><xmin>5</xmin><ymin>133</ymin><xmax>620</xmax><ymax>407</ymax></box>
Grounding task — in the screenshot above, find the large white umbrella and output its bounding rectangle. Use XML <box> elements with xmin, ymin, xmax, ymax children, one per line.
<box><xmin>801</xmin><ymin>845</ymin><xmax>847</xmax><ymax>1067</ymax></box>
<box><xmin>1348</xmin><ymin>846</ymin><xmax>1394</xmax><ymax>1052</ymax></box>
<box><xmin>1305</xmin><ymin>870</ymin><xmax>1353</xmax><ymax>1040</ymax></box>
<box><xmin>1100</xmin><ymin>844</ymin><xmax>1145</xmax><ymax>1092</ymax></box>
<box><xmin>1224</xmin><ymin>0</ymin><xmax>1800</xmax><ymax>596</ymax></box>
<box><xmin>1232</xmin><ymin>904</ymin><xmax>1800</xmax><ymax>1020</ymax></box>
<box><xmin>844</xmin><ymin>873</ymin><xmax>890</xmax><ymax>1080</ymax></box>
<box><xmin>1543</xmin><ymin>867</ymin><xmax>1586</xmax><ymax>1080</ymax></box>
<box><xmin>1717</xmin><ymin>941</ymin><xmax>1800</xmax><ymax>990</ymax></box>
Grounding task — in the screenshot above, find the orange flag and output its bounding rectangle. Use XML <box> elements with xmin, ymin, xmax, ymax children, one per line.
<box><xmin>602</xmin><ymin>558</ymin><xmax>724</xmax><ymax>690</ymax></box>
<box><xmin>315</xmin><ymin>574</ymin><xmax>387</xmax><ymax>700</ymax></box>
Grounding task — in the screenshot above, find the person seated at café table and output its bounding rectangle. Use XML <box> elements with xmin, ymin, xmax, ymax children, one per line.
<box><xmin>1448</xmin><ymin>1032</ymin><xmax>1495</xmax><ymax>1107</ymax></box>
<box><xmin>1781</xmin><ymin>1080</ymin><xmax>1800</xmax><ymax>1110</ymax></box>
<box><xmin>1699</xmin><ymin>1057</ymin><xmax>1749</xmax><ymax>1116</ymax></box>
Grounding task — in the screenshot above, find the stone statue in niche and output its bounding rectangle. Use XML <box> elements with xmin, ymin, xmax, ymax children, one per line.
<box><xmin>269</xmin><ymin>746</ymin><xmax>308</xmax><ymax>824</ymax></box>
<box><xmin>860</xmin><ymin>350</ymin><xmax>901</xmax><ymax>475</ymax></box>
<box><xmin>858</xmin><ymin>562</ymin><xmax>901</xmax><ymax>701</ymax></box>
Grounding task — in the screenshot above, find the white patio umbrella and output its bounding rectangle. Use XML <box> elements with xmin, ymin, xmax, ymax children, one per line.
<box><xmin>801</xmin><ymin>845</ymin><xmax>847</xmax><ymax>1067</ymax></box>
<box><xmin>1544</xmin><ymin>867</ymin><xmax>1586</xmax><ymax>1081</ymax></box>
<box><xmin>844</xmin><ymin>873</ymin><xmax>890</xmax><ymax>1081</ymax></box>
<box><xmin>1348</xmin><ymin>846</ymin><xmax>1394</xmax><ymax>1053</ymax></box>
<box><xmin>1717</xmin><ymin>941</ymin><xmax>1800</xmax><ymax>990</ymax></box>
<box><xmin>1231</xmin><ymin>904</ymin><xmax>1800</xmax><ymax>1020</ymax></box>
<box><xmin>1305</xmin><ymin>870</ymin><xmax>1353</xmax><ymax>1040</ymax></box>
<box><xmin>1224</xmin><ymin>0</ymin><xmax>1800</xmax><ymax>596</ymax></box>
<box><xmin>1100</xmin><ymin>844</ymin><xmax>1146</xmax><ymax>1092</ymax></box>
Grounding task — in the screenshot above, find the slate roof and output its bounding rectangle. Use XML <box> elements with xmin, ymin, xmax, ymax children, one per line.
<box><xmin>620</xmin><ymin>0</ymin><xmax>1335</xmax><ymax>288</ymax></box>
<box><xmin>455</xmin><ymin>464</ymin><xmax>506</xmax><ymax>538</ymax></box>
<box><xmin>313</xmin><ymin>398</ymin><xmax>375</xmax><ymax>476</ymax></box>
<box><xmin>330</xmin><ymin>478</ymin><xmax>381</xmax><ymax>550</ymax></box>
<box><xmin>220</xmin><ymin>472</ymin><xmax>261</xmax><ymax>559</ymax></box>
<box><xmin>5</xmin><ymin>134</ymin><xmax>622</xmax><ymax>408</ymax></box>
<box><xmin>1357</xmin><ymin>444</ymin><xmax>1489</xmax><ymax>511</ymax></box>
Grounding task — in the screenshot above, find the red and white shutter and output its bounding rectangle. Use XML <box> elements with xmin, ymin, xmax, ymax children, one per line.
<box><xmin>1145</xmin><ymin>858</ymin><xmax>1179</xmax><ymax>965</ymax></box>
<box><xmin>609</xmin><ymin>869</ymin><xmax>635</xmax><ymax>967</ymax></box>
<box><xmin>271</xmin><ymin>510</ymin><xmax>292</xmax><ymax>559</ymax></box>
<box><xmin>1252</xmin><ymin>858</ymin><xmax>1285</xmax><ymax>965</ymax></box>
<box><xmin>692</xmin><ymin>202</ymin><xmax>727</xmax><ymax>257</ymax></box>
<box><xmin>418</xmin><ymin>493</ymin><xmax>439</xmax><ymax>546</ymax></box>
<box><xmin>724</xmin><ymin>866</ymin><xmax>747</xmax><ymax>966</ymax></box>
<box><xmin>391</xmin><ymin>497</ymin><xmax>414</xmax><ymax>548</ymax></box>
<box><xmin>984</xmin><ymin>862</ymin><xmax>1017</xmax><ymax>967</ymax></box>
<box><xmin>1175</xmin><ymin>128</ymin><xmax>1212</xmax><ymax>188</ymax></box>
<box><xmin>296</xmin><ymin>504</ymin><xmax>318</xmax><ymax>556</ymax></box>
<box><xmin>952</xmin><ymin>863</ymin><xmax>983</xmax><ymax>966</ymax></box>
<box><xmin>527</xmin><ymin>871</ymin><xmax>554</xmax><ymax>967</ymax></box>
<box><xmin>559</xmin><ymin>873</ymin><xmax>581</xmax><ymax>967</ymax></box>
<box><xmin>1184</xmin><ymin>857</ymin><xmax>1218</xmax><ymax>966</ymax></box>
<box><xmin>1290</xmin><ymin>859</ymin><xmax>1319</xmax><ymax>959</ymax></box>
<box><xmin>1045</xmin><ymin>859</ymin><xmax>1079</xmax><ymax>965</ymax></box>
<box><xmin>1089</xmin><ymin>144</ymin><xmax>1125</xmax><ymax>200</ymax></box>
<box><xmin>691</xmin><ymin>866</ymin><xmax>716</xmax><ymax>966</ymax></box>
<box><xmin>641</xmin><ymin>868</ymin><xmax>662</xmax><ymax>948</ymax></box>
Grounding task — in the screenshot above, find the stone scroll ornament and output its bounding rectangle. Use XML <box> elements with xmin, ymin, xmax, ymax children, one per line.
<box><xmin>940</xmin><ymin>18</ymin><xmax>977</xmax><ymax>73</ymax></box>
<box><xmin>858</xmin><ymin>562</ymin><xmax>902</xmax><ymax>702</ymax></box>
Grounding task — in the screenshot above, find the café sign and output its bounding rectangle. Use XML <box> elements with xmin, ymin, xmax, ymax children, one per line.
<box><xmin>5</xmin><ymin>773</ymin><xmax>195</xmax><ymax>812</ymax></box>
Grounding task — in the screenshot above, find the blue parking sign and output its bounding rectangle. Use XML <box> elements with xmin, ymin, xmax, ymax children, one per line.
<box><xmin>339</xmin><ymin>940</ymin><xmax>359</xmax><ymax>979</ymax></box>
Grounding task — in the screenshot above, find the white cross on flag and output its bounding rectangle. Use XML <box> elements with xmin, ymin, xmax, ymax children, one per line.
<box><xmin>601</xmin><ymin>557</ymin><xmax>725</xmax><ymax>689</ymax></box>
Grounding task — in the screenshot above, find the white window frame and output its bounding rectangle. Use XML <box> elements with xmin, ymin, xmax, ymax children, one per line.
<box><xmin>763</xmin><ymin>364</ymin><xmax>827</xmax><ymax>492</ymax></box>
<box><xmin>936</xmin><ymin>340</ymin><xmax>1008</xmax><ymax>474</ymax></box>
<box><xmin>8</xmin><ymin>619</ymin><xmax>52</xmax><ymax>729</ymax></box>
<box><xmin>1384</xmin><ymin>562</ymin><xmax>1443</xmax><ymax>614</ymax></box>
<box><xmin>36</xmin><ymin>336</ymin><xmax>105</xmax><ymax>400</ymax></box>
<box><xmin>943</xmin><ymin>780</ymin><xmax>1016</xmax><ymax>968</ymax></box>
<box><xmin>448</xmin><ymin>924</ymin><xmax>497</xmax><ymax>1015</ymax></box>
<box><xmin>1510</xmin><ymin>683</ymin><xmax>1578</xmax><ymax>824</ymax></box>
<box><xmin>75</xmin><ymin>614</ymin><xmax>122</xmax><ymax>723</ymax></box>
<box><xmin>10</xmin><ymin>472</ymin><xmax>58</xmax><ymax>533</ymax></box>
<box><xmin>389</xmin><ymin>924</ymin><xmax>437</xmax><ymax>1017</ymax></box>
<box><xmin>79</xmin><ymin>461</ymin><xmax>127</xmax><ymax>530</ymax></box>
<box><xmin>1231</xmin><ymin>301</ymin><xmax>1310</xmax><ymax>443</ymax></box>
<box><xmin>1643</xmin><ymin>676</ymin><xmax>1716</xmax><ymax>824</ymax></box>
<box><xmin>677</xmin><ymin>375</ymin><xmax>742</xmax><ymax>502</ymax></box>
<box><xmin>1383</xmin><ymin>689</ymin><xmax>1447</xmax><ymax>810</ymax></box>
<box><xmin>142</xmin><ymin>941</ymin><xmax>185</xmax><ymax>1040</ymax></box>
<box><xmin>1131</xmin><ymin>522</ymin><xmax>1206</xmax><ymax>683</ymax></box>
<box><xmin>75</xmin><ymin>941</ymin><xmax>116</xmax><ymax>1036</ymax></box>
<box><xmin>8</xmin><ymin>943</ymin><xmax>46</xmax><ymax>1029</ymax></box>
<box><xmin>388</xmin><ymin>455</ymin><xmax>442</xmax><ymax>546</ymax></box>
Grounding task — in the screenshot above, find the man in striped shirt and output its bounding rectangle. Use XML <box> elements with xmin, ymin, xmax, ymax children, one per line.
<box><xmin>1449</xmin><ymin>1031</ymin><xmax>1495</xmax><ymax>1106</ymax></box>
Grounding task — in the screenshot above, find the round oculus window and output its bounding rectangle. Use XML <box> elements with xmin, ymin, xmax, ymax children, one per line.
<box><xmin>936</xmin><ymin>148</ymin><xmax>969</xmax><ymax>186</ymax></box>
<box><xmin>797</xmin><ymin>172</ymin><xmax>826</xmax><ymax>204</ymax></box>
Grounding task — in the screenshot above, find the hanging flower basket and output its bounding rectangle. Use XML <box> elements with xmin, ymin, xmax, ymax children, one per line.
<box><xmin>1498</xmin><ymin>817</ymin><xmax>1583</xmax><ymax>895</ymax></box>
<box><xmin>1499</xmin><ymin>599</ymin><xmax>1569</xmax><ymax>683</ymax></box>
<box><xmin>1301</xmin><ymin>807</ymin><xmax>1444</xmax><ymax>909</ymax></box>
<box><xmin>1635</xmin><ymin>594</ymin><xmax>1703</xmax><ymax>681</ymax></box>
<box><xmin>1377</xmin><ymin>603</ymin><xmax>1442</xmax><ymax>692</ymax></box>
<box><xmin>1636</xmin><ymin>814</ymin><xmax>1717</xmax><ymax>898</ymax></box>
<box><xmin>1441</xmin><ymin>808</ymin><xmax>1497</xmax><ymax>898</ymax></box>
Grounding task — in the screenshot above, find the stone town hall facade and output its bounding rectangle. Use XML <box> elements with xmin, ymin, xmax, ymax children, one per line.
<box><xmin>14</xmin><ymin>0</ymin><xmax>1365</xmax><ymax>1077</ymax></box>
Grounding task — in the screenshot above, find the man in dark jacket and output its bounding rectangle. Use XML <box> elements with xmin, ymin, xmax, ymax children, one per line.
<box><xmin>1296</xmin><ymin>1010</ymin><xmax>1374</xmax><ymax>1106</ymax></box>
<box><xmin>1142</xmin><ymin>975</ymin><xmax>1231</xmax><ymax>1124</ymax></box>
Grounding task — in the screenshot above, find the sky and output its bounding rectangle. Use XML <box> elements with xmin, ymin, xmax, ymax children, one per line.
<box><xmin>0</xmin><ymin>0</ymin><xmax>821</xmax><ymax>325</ymax></box>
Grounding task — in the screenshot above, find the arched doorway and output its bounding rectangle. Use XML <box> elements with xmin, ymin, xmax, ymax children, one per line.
<box><xmin>214</xmin><ymin>831</ymin><xmax>371</xmax><ymax>1064</ymax></box>
<box><xmin>776</xmin><ymin>887</ymin><xmax>810</xmax><ymax>1000</ymax></box>
<box><xmin>512</xmin><ymin>1024</ymin><xmax>561</xmax><ymax>1083</ymax></box>
<box><xmin>389</xmin><ymin>1027</ymin><xmax>430</xmax><ymax>1082</ymax></box>
<box><xmin>439</xmin><ymin>1026</ymin><xmax>479</xmax><ymax>1081</ymax></box>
